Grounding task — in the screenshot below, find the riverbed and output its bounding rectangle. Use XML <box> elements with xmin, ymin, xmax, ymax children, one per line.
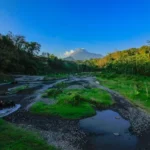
<box><xmin>0</xmin><ymin>75</ymin><xmax>150</xmax><ymax>150</ymax></box>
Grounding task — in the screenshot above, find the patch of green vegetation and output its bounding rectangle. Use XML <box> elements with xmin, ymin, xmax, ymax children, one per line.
<box><xmin>30</xmin><ymin>101</ymin><xmax>95</xmax><ymax>119</ymax></box>
<box><xmin>31</xmin><ymin>88</ymin><xmax>112</xmax><ymax>119</ymax></box>
<box><xmin>96</xmin><ymin>72</ymin><xmax>150</xmax><ymax>112</ymax></box>
<box><xmin>0</xmin><ymin>73</ymin><xmax>14</xmax><ymax>83</ymax></box>
<box><xmin>9</xmin><ymin>85</ymin><xmax>29</xmax><ymax>94</ymax></box>
<box><xmin>54</xmin><ymin>82</ymin><xmax>68</xmax><ymax>89</ymax></box>
<box><xmin>42</xmin><ymin>88</ymin><xmax>62</xmax><ymax>98</ymax></box>
<box><xmin>0</xmin><ymin>119</ymin><xmax>56</xmax><ymax>150</ymax></box>
<box><xmin>58</xmin><ymin>89</ymin><xmax>113</xmax><ymax>108</ymax></box>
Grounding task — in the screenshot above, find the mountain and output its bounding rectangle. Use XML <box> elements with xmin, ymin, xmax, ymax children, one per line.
<box><xmin>64</xmin><ymin>48</ymin><xmax>102</xmax><ymax>61</ymax></box>
<box><xmin>63</xmin><ymin>56</ymin><xmax>75</xmax><ymax>61</ymax></box>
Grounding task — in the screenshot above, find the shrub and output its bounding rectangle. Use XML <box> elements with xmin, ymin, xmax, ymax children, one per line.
<box><xmin>58</xmin><ymin>93</ymin><xmax>85</xmax><ymax>106</ymax></box>
<box><xmin>54</xmin><ymin>82</ymin><xmax>68</xmax><ymax>89</ymax></box>
<box><xmin>47</xmin><ymin>88</ymin><xmax>62</xmax><ymax>98</ymax></box>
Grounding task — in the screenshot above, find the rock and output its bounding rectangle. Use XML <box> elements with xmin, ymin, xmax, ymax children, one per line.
<box><xmin>0</xmin><ymin>91</ymin><xmax>6</xmax><ymax>95</ymax></box>
<box><xmin>0</xmin><ymin>100</ymin><xmax>15</xmax><ymax>108</ymax></box>
<box><xmin>95</xmin><ymin>81</ymin><xmax>100</xmax><ymax>84</ymax></box>
<box><xmin>113</xmin><ymin>133</ymin><xmax>120</xmax><ymax>136</ymax></box>
<box><xmin>66</xmin><ymin>85</ymin><xmax>84</xmax><ymax>89</ymax></box>
<box><xmin>11</xmin><ymin>81</ymin><xmax>18</xmax><ymax>84</ymax></box>
<box><xmin>115</xmin><ymin>116</ymin><xmax>120</xmax><ymax>119</ymax></box>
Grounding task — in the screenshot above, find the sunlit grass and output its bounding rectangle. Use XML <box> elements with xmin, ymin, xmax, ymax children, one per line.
<box><xmin>96</xmin><ymin>72</ymin><xmax>150</xmax><ymax>112</ymax></box>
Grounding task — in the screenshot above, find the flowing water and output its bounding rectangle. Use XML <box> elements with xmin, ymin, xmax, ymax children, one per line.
<box><xmin>79</xmin><ymin>110</ymin><xmax>138</xmax><ymax>150</ymax></box>
<box><xmin>0</xmin><ymin>104</ymin><xmax>21</xmax><ymax>118</ymax></box>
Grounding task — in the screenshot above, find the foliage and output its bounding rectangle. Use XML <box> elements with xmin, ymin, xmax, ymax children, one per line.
<box><xmin>57</xmin><ymin>89</ymin><xmax>113</xmax><ymax>107</ymax></box>
<box><xmin>0</xmin><ymin>32</ymin><xmax>98</xmax><ymax>75</ymax></box>
<box><xmin>54</xmin><ymin>82</ymin><xmax>68</xmax><ymax>89</ymax></box>
<box><xmin>0</xmin><ymin>73</ymin><xmax>14</xmax><ymax>83</ymax></box>
<box><xmin>8</xmin><ymin>85</ymin><xmax>29</xmax><ymax>94</ymax></box>
<box><xmin>1</xmin><ymin>31</ymin><xmax>150</xmax><ymax>77</ymax></box>
<box><xmin>30</xmin><ymin>101</ymin><xmax>95</xmax><ymax>119</ymax></box>
<box><xmin>57</xmin><ymin>92</ymin><xmax>85</xmax><ymax>106</ymax></box>
<box><xmin>92</xmin><ymin>45</ymin><xmax>150</xmax><ymax>76</ymax></box>
<box><xmin>42</xmin><ymin>88</ymin><xmax>62</xmax><ymax>98</ymax></box>
<box><xmin>96</xmin><ymin>73</ymin><xmax>150</xmax><ymax>112</ymax></box>
<box><xmin>31</xmin><ymin>88</ymin><xmax>112</xmax><ymax>119</ymax></box>
<box><xmin>0</xmin><ymin>119</ymin><xmax>56</xmax><ymax>150</ymax></box>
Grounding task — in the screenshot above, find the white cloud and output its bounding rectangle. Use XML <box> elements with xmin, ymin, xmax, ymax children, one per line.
<box><xmin>64</xmin><ymin>50</ymin><xmax>74</xmax><ymax>57</ymax></box>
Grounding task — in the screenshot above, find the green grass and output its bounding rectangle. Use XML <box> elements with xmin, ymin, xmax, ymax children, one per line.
<box><xmin>96</xmin><ymin>72</ymin><xmax>150</xmax><ymax>112</ymax></box>
<box><xmin>31</xmin><ymin>88</ymin><xmax>112</xmax><ymax>119</ymax></box>
<box><xmin>57</xmin><ymin>89</ymin><xmax>113</xmax><ymax>107</ymax></box>
<box><xmin>8</xmin><ymin>85</ymin><xmax>29</xmax><ymax>94</ymax></box>
<box><xmin>0</xmin><ymin>119</ymin><xmax>56</xmax><ymax>150</ymax></box>
<box><xmin>53</xmin><ymin>82</ymin><xmax>68</xmax><ymax>89</ymax></box>
<box><xmin>42</xmin><ymin>88</ymin><xmax>62</xmax><ymax>98</ymax></box>
<box><xmin>30</xmin><ymin>101</ymin><xmax>95</xmax><ymax>119</ymax></box>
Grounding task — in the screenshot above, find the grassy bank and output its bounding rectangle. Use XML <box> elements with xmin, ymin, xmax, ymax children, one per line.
<box><xmin>8</xmin><ymin>85</ymin><xmax>29</xmax><ymax>94</ymax></box>
<box><xmin>31</xmin><ymin>88</ymin><xmax>113</xmax><ymax>119</ymax></box>
<box><xmin>0</xmin><ymin>119</ymin><xmax>56</xmax><ymax>150</ymax></box>
<box><xmin>96</xmin><ymin>72</ymin><xmax>150</xmax><ymax>112</ymax></box>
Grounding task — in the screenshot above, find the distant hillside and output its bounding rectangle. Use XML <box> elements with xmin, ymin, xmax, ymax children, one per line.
<box><xmin>92</xmin><ymin>45</ymin><xmax>150</xmax><ymax>76</ymax></box>
<box><xmin>63</xmin><ymin>56</ymin><xmax>75</xmax><ymax>61</ymax></box>
<box><xmin>64</xmin><ymin>48</ymin><xmax>102</xmax><ymax>61</ymax></box>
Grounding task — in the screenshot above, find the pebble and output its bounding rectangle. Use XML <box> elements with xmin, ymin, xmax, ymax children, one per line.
<box><xmin>95</xmin><ymin>81</ymin><xmax>100</xmax><ymax>84</ymax></box>
<box><xmin>115</xmin><ymin>116</ymin><xmax>120</xmax><ymax>119</ymax></box>
<box><xmin>113</xmin><ymin>133</ymin><xmax>120</xmax><ymax>136</ymax></box>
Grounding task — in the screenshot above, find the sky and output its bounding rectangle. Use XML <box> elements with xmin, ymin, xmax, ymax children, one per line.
<box><xmin>0</xmin><ymin>0</ymin><xmax>150</xmax><ymax>57</ymax></box>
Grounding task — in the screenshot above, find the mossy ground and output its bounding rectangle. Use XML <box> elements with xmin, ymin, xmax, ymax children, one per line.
<box><xmin>0</xmin><ymin>119</ymin><xmax>56</xmax><ymax>150</ymax></box>
<box><xmin>31</xmin><ymin>88</ymin><xmax>112</xmax><ymax>119</ymax></box>
<box><xmin>96</xmin><ymin>72</ymin><xmax>150</xmax><ymax>112</ymax></box>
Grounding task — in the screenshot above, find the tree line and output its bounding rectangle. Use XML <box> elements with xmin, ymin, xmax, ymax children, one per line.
<box><xmin>0</xmin><ymin>32</ymin><xmax>98</xmax><ymax>75</ymax></box>
<box><xmin>2</xmin><ymin>32</ymin><xmax>149</xmax><ymax>76</ymax></box>
<box><xmin>91</xmin><ymin>44</ymin><xmax>150</xmax><ymax>76</ymax></box>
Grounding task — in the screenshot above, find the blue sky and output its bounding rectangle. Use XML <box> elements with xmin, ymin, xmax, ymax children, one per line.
<box><xmin>0</xmin><ymin>0</ymin><xmax>150</xmax><ymax>57</ymax></box>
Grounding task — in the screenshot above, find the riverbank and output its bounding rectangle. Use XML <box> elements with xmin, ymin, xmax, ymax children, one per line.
<box><xmin>96</xmin><ymin>72</ymin><xmax>150</xmax><ymax>112</ymax></box>
<box><xmin>0</xmin><ymin>75</ymin><xmax>150</xmax><ymax>150</ymax></box>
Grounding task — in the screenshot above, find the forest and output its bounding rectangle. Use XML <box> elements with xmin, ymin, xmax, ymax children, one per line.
<box><xmin>92</xmin><ymin>43</ymin><xmax>150</xmax><ymax>76</ymax></box>
<box><xmin>0</xmin><ymin>32</ymin><xmax>98</xmax><ymax>75</ymax></box>
<box><xmin>1</xmin><ymin>32</ymin><xmax>150</xmax><ymax>77</ymax></box>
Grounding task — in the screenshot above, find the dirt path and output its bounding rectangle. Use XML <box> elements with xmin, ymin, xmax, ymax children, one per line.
<box><xmin>0</xmin><ymin>75</ymin><xmax>150</xmax><ymax>150</ymax></box>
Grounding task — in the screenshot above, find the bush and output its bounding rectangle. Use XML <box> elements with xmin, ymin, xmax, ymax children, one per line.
<box><xmin>67</xmin><ymin>93</ymin><xmax>84</xmax><ymax>106</ymax></box>
<box><xmin>54</xmin><ymin>82</ymin><xmax>68</xmax><ymax>89</ymax></box>
<box><xmin>46</xmin><ymin>88</ymin><xmax>62</xmax><ymax>98</ymax></box>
